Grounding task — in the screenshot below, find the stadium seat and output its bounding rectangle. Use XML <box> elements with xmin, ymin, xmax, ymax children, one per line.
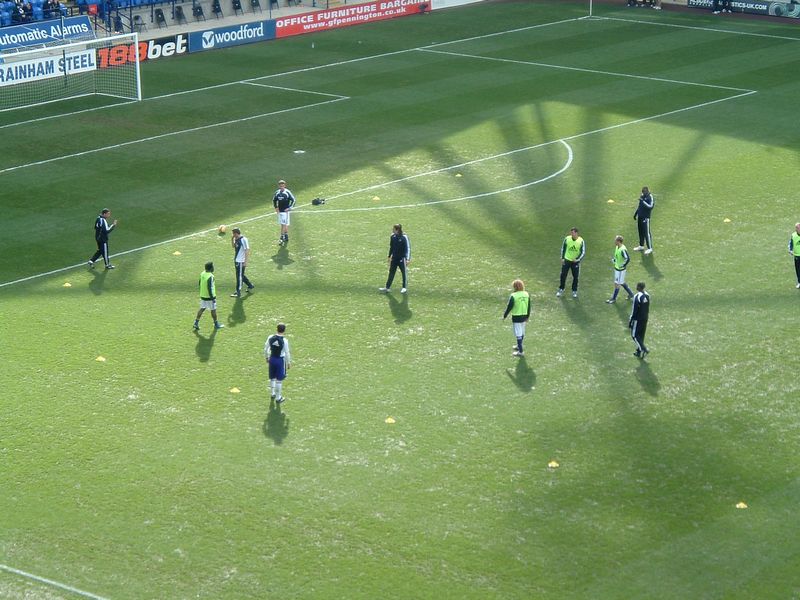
<box><xmin>231</xmin><ymin>0</ymin><xmax>242</xmax><ymax>14</ymax></box>
<box><xmin>0</xmin><ymin>10</ymin><xmax>10</xmax><ymax>25</ymax></box>
<box><xmin>211</xmin><ymin>0</ymin><xmax>222</xmax><ymax>17</ymax></box>
<box><xmin>174</xmin><ymin>4</ymin><xmax>186</xmax><ymax>23</ymax></box>
<box><xmin>154</xmin><ymin>7</ymin><xmax>166</xmax><ymax>26</ymax></box>
<box><xmin>132</xmin><ymin>13</ymin><xmax>146</xmax><ymax>31</ymax></box>
<box><xmin>250</xmin><ymin>0</ymin><xmax>260</xmax><ymax>12</ymax></box>
<box><xmin>33</xmin><ymin>6</ymin><xmax>43</xmax><ymax>18</ymax></box>
<box><xmin>192</xmin><ymin>3</ymin><xmax>204</xmax><ymax>20</ymax></box>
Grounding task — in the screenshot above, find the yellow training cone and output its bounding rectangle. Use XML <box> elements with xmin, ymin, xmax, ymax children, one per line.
<box><xmin>723</xmin><ymin>218</ymin><xmax>731</xmax><ymax>223</ymax></box>
<box><xmin>385</xmin><ymin>417</ymin><xmax>396</xmax><ymax>424</ymax></box>
<box><xmin>173</xmin><ymin>251</ymin><xmax>182</xmax><ymax>256</ymax></box>
<box><xmin>95</xmin><ymin>356</ymin><xmax>106</xmax><ymax>362</ymax></box>
<box><xmin>735</xmin><ymin>501</ymin><xmax>748</xmax><ymax>509</ymax></box>
<box><xmin>372</xmin><ymin>196</ymin><xmax>380</xmax><ymax>201</ymax></box>
<box><xmin>455</xmin><ymin>173</ymin><xmax>462</xmax><ymax>178</ymax></box>
<box><xmin>548</xmin><ymin>460</ymin><xmax>560</xmax><ymax>469</ymax></box>
<box><xmin>607</xmin><ymin>199</ymin><xmax>615</xmax><ymax>204</ymax></box>
<box><xmin>230</xmin><ymin>387</ymin><xmax>240</xmax><ymax>394</ymax></box>
<box><xmin>63</xmin><ymin>282</ymin><xmax>72</xmax><ymax>287</ymax></box>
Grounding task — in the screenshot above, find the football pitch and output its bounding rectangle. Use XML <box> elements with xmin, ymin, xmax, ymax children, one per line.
<box><xmin>2</xmin><ymin>1</ymin><xmax>800</xmax><ymax>597</ymax></box>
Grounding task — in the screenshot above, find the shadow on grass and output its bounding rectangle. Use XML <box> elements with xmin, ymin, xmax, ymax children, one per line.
<box><xmin>635</xmin><ymin>357</ymin><xmax>660</xmax><ymax>397</ymax></box>
<box><xmin>88</xmin><ymin>267</ymin><xmax>109</xmax><ymax>296</ymax></box>
<box><xmin>640</xmin><ymin>253</ymin><xmax>664</xmax><ymax>282</ymax></box>
<box><xmin>228</xmin><ymin>295</ymin><xmax>247</xmax><ymax>327</ymax></box>
<box><xmin>193</xmin><ymin>327</ymin><xmax>218</xmax><ymax>362</ymax></box>
<box><xmin>271</xmin><ymin>245</ymin><xmax>294</xmax><ymax>270</ymax></box>
<box><xmin>559</xmin><ymin>293</ymin><xmax>592</xmax><ymax>329</ymax></box>
<box><xmin>263</xmin><ymin>398</ymin><xmax>290</xmax><ymax>445</ymax></box>
<box><xmin>386</xmin><ymin>291</ymin><xmax>412</xmax><ymax>324</ymax></box>
<box><xmin>506</xmin><ymin>355</ymin><xmax>536</xmax><ymax>392</ymax></box>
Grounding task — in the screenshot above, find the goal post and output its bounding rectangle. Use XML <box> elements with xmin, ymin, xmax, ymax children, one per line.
<box><xmin>0</xmin><ymin>32</ymin><xmax>141</xmax><ymax>113</ymax></box>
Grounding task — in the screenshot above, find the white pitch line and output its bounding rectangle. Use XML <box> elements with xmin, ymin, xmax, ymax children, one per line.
<box><xmin>596</xmin><ymin>15</ymin><xmax>800</xmax><ymax>42</ymax></box>
<box><xmin>240</xmin><ymin>81</ymin><xmax>349</xmax><ymax>99</ymax></box>
<box><xmin>0</xmin><ymin>563</ymin><xmax>109</xmax><ymax>600</ymax></box>
<box><xmin>561</xmin><ymin>89</ymin><xmax>756</xmax><ymax>140</ymax></box>
<box><xmin>0</xmin><ymin>96</ymin><xmax>347</xmax><ymax>176</ymax></box>
<box><xmin>420</xmin><ymin>48</ymin><xmax>753</xmax><ymax>92</ymax></box>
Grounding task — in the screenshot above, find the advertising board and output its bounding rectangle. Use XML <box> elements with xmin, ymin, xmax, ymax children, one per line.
<box><xmin>0</xmin><ymin>49</ymin><xmax>95</xmax><ymax>87</ymax></box>
<box><xmin>0</xmin><ymin>16</ymin><xmax>94</xmax><ymax>53</ymax></box>
<box><xmin>188</xmin><ymin>21</ymin><xmax>276</xmax><ymax>52</ymax></box>
<box><xmin>275</xmin><ymin>0</ymin><xmax>428</xmax><ymax>37</ymax></box>
<box><xmin>687</xmin><ymin>0</ymin><xmax>800</xmax><ymax>17</ymax></box>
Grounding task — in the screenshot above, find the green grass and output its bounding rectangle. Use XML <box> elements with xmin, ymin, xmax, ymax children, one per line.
<box><xmin>2</xmin><ymin>1</ymin><xmax>800</xmax><ymax>598</ymax></box>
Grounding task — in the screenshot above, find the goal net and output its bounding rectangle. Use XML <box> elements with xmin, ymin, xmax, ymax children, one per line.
<box><xmin>0</xmin><ymin>33</ymin><xmax>141</xmax><ymax>112</ymax></box>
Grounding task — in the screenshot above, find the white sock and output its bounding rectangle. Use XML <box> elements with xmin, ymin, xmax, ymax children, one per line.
<box><xmin>275</xmin><ymin>381</ymin><xmax>283</xmax><ymax>398</ymax></box>
<box><xmin>270</xmin><ymin>379</ymin><xmax>275</xmax><ymax>395</ymax></box>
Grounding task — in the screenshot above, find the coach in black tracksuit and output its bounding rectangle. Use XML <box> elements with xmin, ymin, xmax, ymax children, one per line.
<box><xmin>629</xmin><ymin>281</ymin><xmax>651</xmax><ymax>358</ymax></box>
<box><xmin>633</xmin><ymin>186</ymin><xmax>654</xmax><ymax>254</ymax></box>
<box><xmin>379</xmin><ymin>224</ymin><xmax>411</xmax><ymax>294</ymax></box>
<box><xmin>88</xmin><ymin>208</ymin><xmax>117</xmax><ymax>269</ymax></box>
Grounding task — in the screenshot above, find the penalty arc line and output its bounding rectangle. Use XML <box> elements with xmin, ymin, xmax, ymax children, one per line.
<box><xmin>0</xmin><ymin>563</ymin><xmax>110</xmax><ymax>600</ymax></box>
<box><xmin>303</xmin><ymin>140</ymin><xmax>574</xmax><ymax>214</ymax></box>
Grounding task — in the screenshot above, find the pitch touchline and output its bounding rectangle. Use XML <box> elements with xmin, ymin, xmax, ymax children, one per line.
<box><xmin>0</xmin><ymin>563</ymin><xmax>109</xmax><ymax>600</ymax></box>
<box><xmin>596</xmin><ymin>15</ymin><xmax>800</xmax><ymax>42</ymax></box>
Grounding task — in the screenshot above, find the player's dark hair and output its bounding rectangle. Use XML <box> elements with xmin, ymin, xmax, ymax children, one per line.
<box><xmin>393</xmin><ymin>224</ymin><xmax>403</xmax><ymax>235</ymax></box>
<box><xmin>232</xmin><ymin>227</ymin><xmax>241</xmax><ymax>235</ymax></box>
<box><xmin>636</xmin><ymin>281</ymin><xmax>646</xmax><ymax>291</ymax></box>
<box><xmin>205</xmin><ymin>262</ymin><xmax>214</xmax><ymax>272</ymax></box>
<box><xmin>101</xmin><ymin>208</ymin><xmax>110</xmax><ymax>215</ymax></box>
<box><xmin>277</xmin><ymin>323</ymin><xmax>286</xmax><ymax>333</ymax></box>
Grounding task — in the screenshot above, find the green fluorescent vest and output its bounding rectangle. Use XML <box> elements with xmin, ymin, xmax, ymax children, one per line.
<box><xmin>614</xmin><ymin>245</ymin><xmax>627</xmax><ymax>270</ymax></box>
<box><xmin>793</xmin><ymin>232</ymin><xmax>800</xmax><ymax>256</ymax></box>
<box><xmin>564</xmin><ymin>236</ymin><xmax>584</xmax><ymax>261</ymax></box>
<box><xmin>510</xmin><ymin>291</ymin><xmax>530</xmax><ymax>316</ymax></box>
<box><xmin>199</xmin><ymin>271</ymin><xmax>215</xmax><ymax>299</ymax></box>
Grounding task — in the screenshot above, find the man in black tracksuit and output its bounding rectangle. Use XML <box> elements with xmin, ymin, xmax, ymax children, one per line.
<box><xmin>88</xmin><ymin>208</ymin><xmax>118</xmax><ymax>269</ymax></box>
<box><xmin>633</xmin><ymin>186</ymin><xmax>654</xmax><ymax>255</ymax></box>
<box><xmin>379</xmin><ymin>224</ymin><xmax>411</xmax><ymax>294</ymax></box>
<box><xmin>629</xmin><ymin>281</ymin><xmax>651</xmax><ymax>358</ymax></box>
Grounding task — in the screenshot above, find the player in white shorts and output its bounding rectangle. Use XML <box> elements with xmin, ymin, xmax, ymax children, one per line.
<box><xmin>273</xmin><ymin>179</ymin><xmax>296</xmax><ymax>246</ymax></box>
<box><xmin>607</xmin><ymin>235</ymin><xmax>634</xmax><ymax>304</ymax></box>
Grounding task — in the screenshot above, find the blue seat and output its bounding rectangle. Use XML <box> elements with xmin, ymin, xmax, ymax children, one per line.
<box><xmin>0</xmin><ymin>10</ymin><xmax>10</xmax><ymax>25</ymax></box>
<box><xmin>33</xmin><ymin>6</ymin><xmax>43</xmax><ymax>18</ymax></box>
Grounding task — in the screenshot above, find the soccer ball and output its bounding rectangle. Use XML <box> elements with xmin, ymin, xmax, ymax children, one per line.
<box><xmin>218</xmin><ymin>225</ymin><xmax>227</xmax><ymax>234</ymax></box>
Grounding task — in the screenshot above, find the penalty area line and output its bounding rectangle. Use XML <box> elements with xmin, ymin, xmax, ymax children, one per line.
<box><xmin>0</xmin><ymin>96</ymin><xmax>348</xmax><ymax>177</ymax></box>
<box><xmin>0</xmin><ymin>563</ymin><xmax>109</xmax><ymax>600</ymax></box>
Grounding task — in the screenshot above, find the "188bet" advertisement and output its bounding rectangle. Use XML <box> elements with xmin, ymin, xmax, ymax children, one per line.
<box><xmin>275</xmin><ymin>0</ymin><xmax>429</xmax><ymax>38</ymax></box>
